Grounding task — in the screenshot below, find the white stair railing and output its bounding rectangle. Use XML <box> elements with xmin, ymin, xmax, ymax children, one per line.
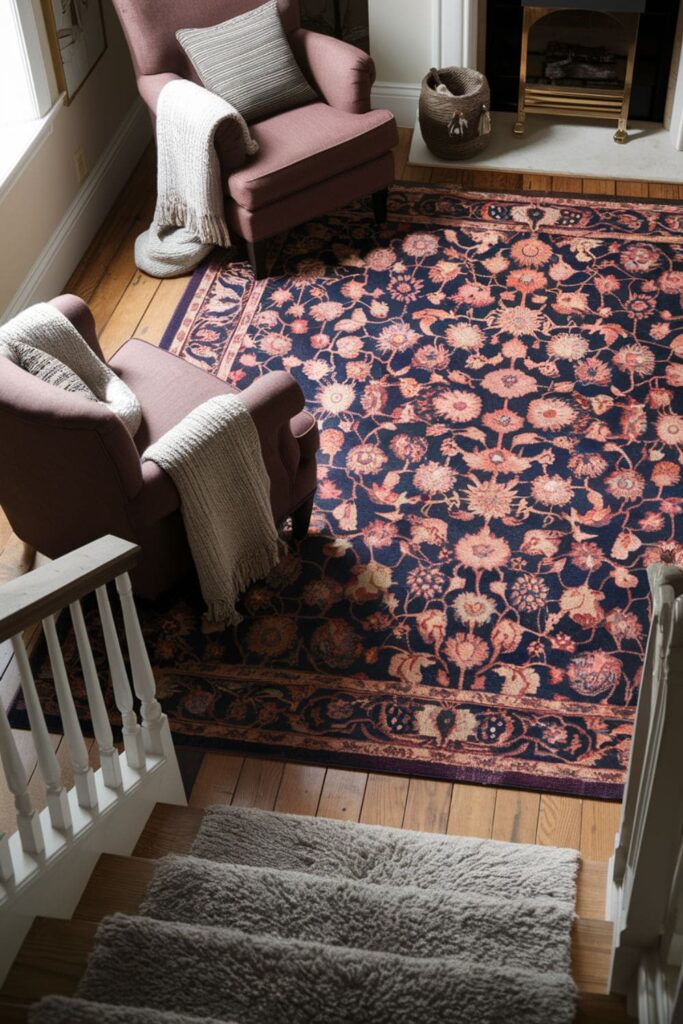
<box><xmin>0</xmin><ymin>535</ymin><xmax>186</xmax><ymax>984</ymax></box>
<box><xmin>607</xmin><ymin>563</ymin><xmax>683</xmax><ymax>1024</ymax></box>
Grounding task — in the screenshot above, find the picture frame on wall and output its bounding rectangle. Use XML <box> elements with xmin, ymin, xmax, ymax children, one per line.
<box><xmin>40</xmin><ymin>0</ymin><xmax>106</xmax><ymax>104</ymax></box>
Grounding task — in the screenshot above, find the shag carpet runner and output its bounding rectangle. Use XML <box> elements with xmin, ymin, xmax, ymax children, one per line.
<box><xmin>19</xmin><ymin>184</ymin><xmax>683</xmax><ymax>798</ymax></box>
<box><xmin>29</xmin><ymin>806</ymin><xmax>578</xmax><ymax>1023</ymax></box>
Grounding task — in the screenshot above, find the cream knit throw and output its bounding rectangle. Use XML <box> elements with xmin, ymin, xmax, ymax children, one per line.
<box><xmin>142</xmin><ymin>394</ymin><xmax>284</xmax><ymax>625</ymax></box>
<box><xmin>0</xmin><ymin>303</ymin><xmax>141</xmax><ymax>437</ymax></box>
<box><xmin>136</xmin><ymin>79</ymin><xmax>258</xmax><ymax>279</ymax></box>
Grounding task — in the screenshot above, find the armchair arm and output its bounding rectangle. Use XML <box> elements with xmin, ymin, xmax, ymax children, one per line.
<box><xmin>289</xmin><ymin>28</ymin><xmax>375</xmax><ymax>114</ymax></box>
<box><xmin>138</xmin><ymin>73</ymin><xmax>248</xmax><ymax>173</ymax></box>
<box><xmin>240</xmin><ymin>371</ymin><xmax>309</xmax><ymax>507</ymax></box>
<box><xmin>50</xmin><ymin>294</ymin><xmax>103</xmax><ymax>360</ymax></box>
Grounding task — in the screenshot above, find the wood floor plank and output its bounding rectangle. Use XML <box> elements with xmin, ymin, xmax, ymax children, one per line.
<box><xmin>188</xmin><ymin>753</ymin><xmax>244</xmax><ymax>809</ymax></box>
<box><xmin>230</xmin><ymin>757</ymin><xmax>284</xmax><ymax>810</ymax></box>
<box><xmin>615</xmin><ymin>180</ymin><xmax>649</xmax><ymax>197</ymax></box>
<box><xmin>317</xmin><ymin>768</ymin><xmax>367</xmax><ymax>822</ymax></box>
<box><xmin>580</xmin><ymin>800</ymin><xmax>621</xmax><ymax>862</ymax></box>
<box><xmin>523</xmin><ymin>173</ymin><xmax>552</xmax><ymax>192</ymax></box>
<box><xmin>583</xmin><ymin>178</ymin><xmax>616</xmax><ymax>195</ymax></box>
<box><xmin>577</xmin><ymin>859</ymin><xmax>608</xmax><ymax>921</ymax></box>
<box><xmin>274</xmin><ymin>763</ymin><xmax>326</xmax><ymax>817</ymax></box>
<box><xmin>97</xmin><ymin>271</ymin><xmax>160</xmax><ymax>360</ymax></box>
<box><xmin>552</xmin><ymin>175</ymin><xmax>583</xmax><ymax>193</ymax></box>
<box><xmin>360</xmin><ymin>773</ymin><xmax>409</xmax><ymax>828</ymax></box>
<box><xmin>572</xmin><ymin>918</ymin><xmax>613</xmax><ymax>994</ymax></box>
<box><xmin>133</xmin><ymin>276</ymin><xmax>192</xmax><ymax>347</ymax></box>
<box><xmin>492</xmin><ymin>789</ymin><xmax>541</xmax><ymax>844</ymax></box>
<box><xmin>536</xmin><ymin>794</ymin><xmax>582</xmax><ymax>850</ymax></box>
<box><xmin>447</xmin><ymin>783</ymin><xmax>496</xmax><ymax>839</ymax></box>
<box><xmin>470</xmin><ymin>170</ymin><xmax>523</xmax><ymax>192</ymax></box>
<box><xmin>86</xmin><ymin>191</ymin><xmax>157</xmax><ymax>340</ymax></box>
<box><xmin>648</xmin><ymin>182</ymin><xmax>679</xmax><ymax>200</ymax></box>
<box><xmin>402</xmin><ymin>778</ymin><xmax>452</xmax><ymax>833</ymax></box>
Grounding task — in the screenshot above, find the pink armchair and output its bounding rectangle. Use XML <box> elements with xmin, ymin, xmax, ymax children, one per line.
<box><xmin>0</xmin><ymin>296</ymin><xmax>319</xmax><ymax>599</ymax></box>
<box><xmin>111</xmin><ymin>0</ymin><xmax>398</xmax><ymax>278</ymax></box>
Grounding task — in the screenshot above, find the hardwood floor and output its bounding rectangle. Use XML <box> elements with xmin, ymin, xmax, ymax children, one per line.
<box><xmin>4</xmin><ymin>124</ymin><xmax>675</xmax><ymax>862</ymax></box>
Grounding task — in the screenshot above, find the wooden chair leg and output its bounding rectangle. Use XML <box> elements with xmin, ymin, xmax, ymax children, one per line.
<box><xmin>372</xmin><ymin>188</ymin><xmax>389</xmax><ymax>225</ymax></box>
<box><xmin>246</xmin><ymin>239</ymin><xmax>269</xmax><ymax>279</ymax></box>
<box><xmin>291</xmin><ymin>494</ymin><xmax>314</xmax><ymax>542</ymax></box>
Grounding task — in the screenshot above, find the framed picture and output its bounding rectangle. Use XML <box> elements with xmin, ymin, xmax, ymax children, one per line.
<box><xmin>41</xmin><ymin>0</ymin><xmax>106</xmax><ymax>104</ymax></box>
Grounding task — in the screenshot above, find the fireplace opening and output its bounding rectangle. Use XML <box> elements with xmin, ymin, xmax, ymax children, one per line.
<box><xmin>300</xmin><ymin>0</ymin><xmax>369</xmax><ymax>52</ymax></box>
<box><xmin>485</xmin><ymin>0</ymin><xmax>680</xmax><ymax>124</ymax></box>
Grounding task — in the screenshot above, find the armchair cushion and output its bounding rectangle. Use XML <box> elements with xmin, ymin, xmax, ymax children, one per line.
<box><xmin>289</xmin><ymin>28</ymin><xmax>375</xmax><ymax>115</ymax></box>
<box><xmin>227</xmin><ymin>102</ymin><xmax>398</xmax><ymax>211</ymax></box>
<box><xmin>176</xmin><ymin>0</ymin><xmax>317</xmax><ymax>123</ymax></box>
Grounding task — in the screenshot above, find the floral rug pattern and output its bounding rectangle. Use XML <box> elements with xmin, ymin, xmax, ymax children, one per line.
<box><xmin>23</xmin><ymin>185</ymin><xmax>683</xmax><ymax>797</ymax></box>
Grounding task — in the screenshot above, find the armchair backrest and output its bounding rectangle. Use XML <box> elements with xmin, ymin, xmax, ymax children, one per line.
<box><xmin>0</xmin><ymin>357</ymin><xmax>144</xmax><ymax>560</ymax></box>
<box><xmin>111</xmin><ymin>0</ymin><xmax>301</xmax><ymax>78</ymax></box>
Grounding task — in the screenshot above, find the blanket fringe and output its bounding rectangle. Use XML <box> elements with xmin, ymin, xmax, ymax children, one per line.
<box><xmin>156</xmin><ymin>199</ymin><xmax>231</xmax><ymax>249</ymax></box>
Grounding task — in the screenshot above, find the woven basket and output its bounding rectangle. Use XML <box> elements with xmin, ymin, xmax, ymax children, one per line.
<box><xmin>419</xmin><ymin>67</ymin><xmax>491</xmax><ymax>161</ymax></box>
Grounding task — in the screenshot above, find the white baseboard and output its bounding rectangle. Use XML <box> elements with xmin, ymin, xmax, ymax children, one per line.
<box><xmin>372</xmin><ymin>80</ymin><xmax>420</xmax><ymax>128</ymax></box>
<box><xmin>3</xmin><ymin>99</ymin><xmax>152</xmax><ymax>322</ymax></box>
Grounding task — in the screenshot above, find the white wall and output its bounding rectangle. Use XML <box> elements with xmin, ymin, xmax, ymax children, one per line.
<box><xmin>368</xmin><ymin>0</ymin><xmax>482</xmax><ymax>127</ymax></box>
<box><xmin>369</xmin><ymin>0</ymin><xmax>436</xmax><ymax>127</ymax></box>
<box><xmin>0</xmin><ymin>0</ymin><xmax>151</xmax><ymax>318</ymax></box>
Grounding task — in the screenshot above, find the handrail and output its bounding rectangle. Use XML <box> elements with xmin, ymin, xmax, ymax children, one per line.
<box><xmin>0</xmin><ymin>536</ymin><xmax>140</xmax><ymax>643</ymax></box>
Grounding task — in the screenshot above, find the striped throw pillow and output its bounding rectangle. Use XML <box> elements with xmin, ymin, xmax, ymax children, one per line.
<box><xmin>1</xmin><ymin>341</ymin><xmax>97</xmax><ymax>401</ymax></box>
<box><xmin>176</xmin><ymin>0</ymin><xmax>318</xmax><ymax>124</ymax></box>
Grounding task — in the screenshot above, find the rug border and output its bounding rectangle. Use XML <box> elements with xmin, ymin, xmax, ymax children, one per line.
<box><xmin>7</xmin><ymin>703</ymin><xmax>622</xmax><ymax>802</ymax></box>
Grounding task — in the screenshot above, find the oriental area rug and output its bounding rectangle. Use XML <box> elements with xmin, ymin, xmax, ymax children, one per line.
<box><xmin>18</xmin><ymin>184</ymin><xmax>683</xmax><ymax>798</ymax></box>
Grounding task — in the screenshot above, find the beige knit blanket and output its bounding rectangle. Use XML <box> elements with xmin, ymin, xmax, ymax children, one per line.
<box><xmin>142</xmin><ymin>395</ymin><xmax>284</xmax><ymax>625</ymax></box>
<box><xmin>135</xmin><ymin>79</ymin><xmax>258</xmax><ymax>279</ymax></box>
<box><xmin>0</xmin><ymin>303</ymin><xmax>142</xmax><ymax>437</ymax></box>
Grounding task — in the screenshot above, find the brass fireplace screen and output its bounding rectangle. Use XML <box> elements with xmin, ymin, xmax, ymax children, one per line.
<box><xmin>513</xmin><ymin>4</ymin><xmax>644</xmax><ymax>144</ymax></box>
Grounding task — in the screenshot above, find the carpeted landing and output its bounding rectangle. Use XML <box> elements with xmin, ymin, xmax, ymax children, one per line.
<box><xmin>30</xmin><ymin>806</ymin><xmax>579</xmax><ymax>1024</ymax></box>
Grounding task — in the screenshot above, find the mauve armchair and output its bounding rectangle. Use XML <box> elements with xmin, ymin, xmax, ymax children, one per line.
<box><xmin>0</xmin><ymin>295</ymin><xmax>319</xmax><ymax>599</ymax></box>
<box><xmin>111</xmin><ymin>0</ymin><xmax>399</xmax><ymax>278</ymax></box>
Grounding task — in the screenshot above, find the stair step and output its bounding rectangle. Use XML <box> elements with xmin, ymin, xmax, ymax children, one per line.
<box><xmin>572</xmin><ymin>918</ymin><xmax>614</xmax><ymax>995</ymax></box>
<box><xmin>73</xmin><ymin>854</ymin><xmax>157</xmax><ymax>922</ymax></box>
<box><xmin>0</xmin><ymin>918</ymin><xmax>96</xmax><ymax>1006</ymax></box>
<box><xmin>576</xmin><ymin>993</ymin><xmax>635</xmax><ymax>1022</ymax></box>
<box><xmin>577</xmin><ymin>859</ymin><xmax>608</xmax><ymax>920</ymax></box>
<box><xmin>133</xmin><ymin>804</ymin><xmax>205</xmax><ymax>859</ymax></box>
<box><xmin>0</xmin><ymin>999</ymin><xmax>29</xmax><ymax>1023</ymax></box>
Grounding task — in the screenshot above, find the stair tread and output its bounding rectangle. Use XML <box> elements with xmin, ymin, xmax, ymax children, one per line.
<box><xmin>575</xmin><ymin>993</ymin><xmax>635</xmax><ymax>1023</ymax></box>
<box><xmin>0</xmin><ymin>1000</ymin><xmax>29</xmax><ymax>1023</ymax></box>
<box><xmin>572</xmin><ymin>919</ymin><xmax>614</xmax><ymax>995</ymax></box>
<box><xmin>133</xmin><ymin>804</ymin><xmax>205</xmax><ymax>859</ymax></box>
<box><xmin>73</xmin><ymin>854</ymin><xmax>157</xmax><ymax>922</ymax></box>
<box><xmin>0</xmin><ymin>918</ymin><xmax>96</xmax><ymax>1006</ymax></box>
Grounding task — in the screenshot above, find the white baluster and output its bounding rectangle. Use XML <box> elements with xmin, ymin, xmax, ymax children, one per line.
<box><xmin>11</xmin><ymin>635</ymin><xmax>72</xmax><ymax>832</ymax></box>
<box><xmin>69</xmin><ymin>601</ymin><xmax>122</xmax><ymax>790</ymax></box>
<box><xmin>95</xmin><ymin>585</ymin><xmax>145</xmax><ymax>771</ymax></box>
<box><xmin>0</xmin><ymin>698</ymin><xmax>44</xmax><ymax>857</ymax></box>
<box><xmin>115</xmin><ymin>572</ymin><xmax>164</xmax><ymax>756</ymax></box>
<box><xmin>42</xmin><ymin>615</ymin><xmax>98</xmax><ymax>810</ymax></box>
<box><xmin>0</xmin><ymin>830</ymin><xmax>13</xmax><ymax>884</ymax></box>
